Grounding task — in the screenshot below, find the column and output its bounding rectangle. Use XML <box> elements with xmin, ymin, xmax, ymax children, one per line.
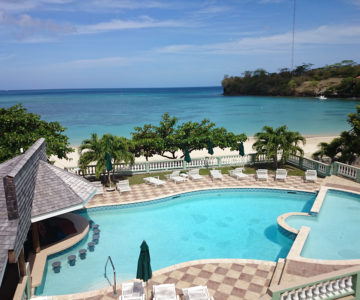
<box><xmin>32</xmin><ymin>222</ymin><xmax>41</xmax><ymax>253</ymax></box>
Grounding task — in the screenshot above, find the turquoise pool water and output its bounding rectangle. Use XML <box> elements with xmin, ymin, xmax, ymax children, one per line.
<box><xmin>286</xmin><ymin>189</ymin><xmax>360</xmax><ymax>260</ymax></box>
<box><xmin>35</xmin><ymin>189</ymin><xmax>315</xmax><ymax>296</ymax></box>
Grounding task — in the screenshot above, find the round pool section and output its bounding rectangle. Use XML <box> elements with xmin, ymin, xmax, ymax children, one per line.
<box><xmin>35</xmin><ymin>188</ymin><xmax>316</xmax><ymax>296</ymax></box>
<box><xmin>286</xmin><ymin>189</ymin><xmax>360</xmax><ymax>260</ymax></box>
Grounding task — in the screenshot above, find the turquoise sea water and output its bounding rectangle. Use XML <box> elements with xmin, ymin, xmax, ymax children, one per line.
<box><xmin>1</xmin><ymin>87</ymin><xmax>359</xmax><ymax>144</ymax></box>
<box><xmin>286</xmin><ymin>189</ymin><xmax>360</xmax><ymax>260</ymax></box>
<box><xmin>35</xmin><ymin>189</ymin><xmax>315</xmax><ymax>296</ymax></box>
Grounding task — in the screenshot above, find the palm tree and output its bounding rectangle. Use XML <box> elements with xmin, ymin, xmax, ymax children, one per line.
<box><xmin>79</xmin><ymin>133</ymin><xmax>135</xmax><ymax>183</ymax></box>
<box><xmin>253</xmin><ymin>125</ymin><xmax>305</xmax><ymax>168</ymax></box>
<box><xmin>79</xmin><ymin>133</ymin><xmax>106</xmax><ymax>179</ymax></box>
<box><xmin>112</xmin><ymin>136</ymin><xmax>135</xmax><ymax>178</ymax></box>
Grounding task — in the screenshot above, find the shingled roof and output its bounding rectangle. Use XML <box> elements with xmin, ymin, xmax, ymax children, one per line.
<box><xmin>32</xmin><ymin>161</ymin><xmax>96</xmax><ymax>222</ymax></box>
<box><xmin>0</xmin><ymin>138</ymin><xmax>96</xmax><ymax>285</ymax></box>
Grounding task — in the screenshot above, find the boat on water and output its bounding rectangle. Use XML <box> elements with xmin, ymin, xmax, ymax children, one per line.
<box><xmin>318</xmin><ymin>95</ymin><xmax>327</xmax><ymax>100</ymax></box>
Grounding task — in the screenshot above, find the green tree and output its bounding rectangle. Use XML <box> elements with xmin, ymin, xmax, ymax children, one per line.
<box><xmin>0</xmin><ymin>104</ymin><xmax>73</xmax><ymax>163</ymax></box>
<box><xmin>253</xmin><ymin>125</ymin><xmax>305</xmax><ymax>168</ymax></box>
<box><xmin>79</xmin><ymin>133</ymin><xmax>134</xmax><ymax>181</ymax></box>
<box><xmin>155</xmin><ymin>113</ymin><xmax>179</xmax><ymax>159</ymax></box>
<box><xmin>313</xmin><ymin>106</ymin><xmax>360</xmax><ymax>164</ymax></box>
<box><xmin>175</xmin><ymin>119</ymin><xmax>216</xmax><ymax>158</ymax></box>
<box><xmin>132</xmin><ymin>124</ymin><xmax>162</xmax><ymax>161</ymax></box>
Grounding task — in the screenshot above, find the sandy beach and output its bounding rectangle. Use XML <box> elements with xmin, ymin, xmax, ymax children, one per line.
<box><xmin>51</xmin><ymin>135</ymin><xmax>337</xmax><ymax>169</ymax></box>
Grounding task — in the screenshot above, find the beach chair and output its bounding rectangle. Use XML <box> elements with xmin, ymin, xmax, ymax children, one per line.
<box><xmin>210</xmin><ymin>169</ymin><xmax>223</xmax><ymax>181</ymax></box>
<box><xmin>229</xmin><ymin>167</ymin><xmax>248</xmax><ymax>180</ymax></box>
<box><xmin>116</xmin><ymin>180</ymin><xmax>132</xmax><ymax>193</ymax></box>
<box><xmin>182</xmin><ymin>286</ymin><xmax>214</xmax><ymax>300</ymax></box>
<box><xmin>188</xmin><ymin>169</ymin><xmax>204</xmax><ymax>180</ymax></box>
<box><xmin>275</xmin><ymin>169</ymin><xmax>287</xmax><ymax>181</ymax></box>
<box><xmin>256</xmin><ymin>169</ymin><xmax>268</xmax><ymax>181</ymax></box>
<box><xmin>169</xmin><ymin>170</ymin><xmax>186</xmax><ymax>184</ymax></box>
<box><xmin>153</xmin><ymin>284</ymin><xmax>179</xmax><ymax>300</ymax></box>
<box><xmin>92</xmin><ymin>181</ymin><xmax>104</xmax><ymax>195</ymax></box>
<box><xmin>305</xmin><ymin>169</ymin><xmax>317</xmax><ymax>182</ymax></box>
<box><xmin>120</xmin><ymin>282</ymin><xmax>145</xmax><ymax>300</ymax></box>
<box><xmin>143</xmin><ymin>176</ymin><xmax>166</xmax><ymax>187</ymax></box>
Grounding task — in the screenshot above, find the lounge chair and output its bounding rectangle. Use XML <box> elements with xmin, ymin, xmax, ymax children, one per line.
<box><xmin>116</xmin><ymin>180</ymin><xmax>132</xmax><ymax>193</ymax></box>
<box><xmin>305</xmin><ymin>169</ymin><xmax>317</xmax><ymax>182</ymax></box>
<box><xmin>153</xmin><ymin>284</ymin><xmax>179</xmax><ymax>300</ymax></box>
<box><xmin>256</xmin><ymin>169</ymin><xmax>268</xmax><ymax>181</ymax></box>
<box><xmin>143</xmin><ymin>176</ymin><xmax>166</xmax><ymax>187</ymax></box>
<box><xmin>182</xmin><ymin>286</ymin><xmax>214</xmax><ymax>300</ymax></box>
<box><xmin>169</xmin><ymin>170</ymin><xmax>186</xmax><ymax>184</ymax></box>
<box><xmin>229</xmin><ymin>167</ymin><xmax>248</xmax><ymax>180</ymax></box>
<box><xmin>188</xmin><ymin>169</ymin><xmax>204</xmax><ymax>180</ymax></box>
<box><xmin>92</xmin><ymin>181</ymin><xmax>104</xmax><ymax>195</ymax></box>
<box><xmin>275</xmin><ymin>169</ymin><xmax>287</xmax><ymax>181</ymax></box>
<box><xmin>120</xmin><ymin>282</ymin><xmax>145</xmax><ymax>300</ymax></box>
<box><xmin>210</xmin><ymin>169</ymin><xmax>223</xmax><ymax>181</ymax></box>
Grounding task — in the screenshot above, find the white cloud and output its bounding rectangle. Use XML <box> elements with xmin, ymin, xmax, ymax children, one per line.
<box><xmin>0</xmin><ymin>10</ymin><xmax>75</xmax><ymax>40</ymax></box>
<box><xmin>55</xmin><ymin>56</ymin><xmax>147</xmax><ymax>68</ymax></box>
<box><xmin>77</xmin><ymin>16</ymin><xmax>188</xmax><ymax>34</ymax></box>
<box><xmin>90</xmin><ymin>0</ymin><xmax>167</xmax><ymax>10</ymax></box>
<box><xmin>0</xmin><ymin>0</ymin><xmax>74</xmax><ymax>12</ymax></box>
<box><xmin>156</xmin><ymin>24</ymin><xmax>360</xmax><ymax>55</ymax></box>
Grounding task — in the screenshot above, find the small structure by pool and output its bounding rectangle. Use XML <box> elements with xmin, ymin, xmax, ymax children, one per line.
<box><xmin>0</xmin><ymin>138</ymin><xmax>96</xmax><ymax>299</ymax></box>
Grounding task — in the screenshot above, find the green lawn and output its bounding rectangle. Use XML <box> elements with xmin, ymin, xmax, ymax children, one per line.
<box><xmin>113</xmin><ymin>163</ymin><xmax>305</xmax><ymax>185</ymax></box>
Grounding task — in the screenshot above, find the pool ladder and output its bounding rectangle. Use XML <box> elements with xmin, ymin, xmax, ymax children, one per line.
<box><xmin>105</xmin><ymin>256</ymin><xmax>117</xmax><ymax>294</ymax></box>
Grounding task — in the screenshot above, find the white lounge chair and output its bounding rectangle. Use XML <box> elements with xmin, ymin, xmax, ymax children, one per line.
<box><xmin>92</xmin><ymin>181</ymin><xmax>104</xmax><ymax>195</ymax></box>
<box><xmin>188</xmin><ymin>169</ymin><xmax>204</xmax><ymax>180</ymax></box>
<box><xmin>182</xmin><ymin>286</ymin><xmax>214</xmax><ymax>300</ymax></box>
<box><xmin>153</xmin><ymin>284</ymin><xmax>179</xmax><ymax>300</ymax></box>
<box><xmin>143</xmin><ymin>176</ymin><xmax>166</xmax><ymax>187</ymax></box>
<box><xmin>169</xmin><ymin>170</ymin><xmax>186</xmax><ymax>184</ymax></box>
<box><xmin>120</xmin><ymin>282</ymin><xmax>145</xmax><ymax>300</ymax></box>
<box><xmin>275</xmin><ymin>169</ymin><xmax>287</xmax><ymax>181</ymax></box>
<box><xmin>305</xmin><ymin>169</ymin><xmax>317</xmax><ymax>182</ymax></box>
<box><xmin>229</xmin><ymin>167</ymin><xmax>248</xmax><ymax>180</ymax></box>
<box><xmin>256</xmin><ymin>169</ymin><xmax>268</xmax><ymax>181</ymax></box>
<box><xmin>210</xmin><ymin>169</ymin><xmax>223</xmax><ymax>181</ymax></box>
<box><xmin>116</xmin><ymin>180</ymin><xmax>132</xmax><ymax>193</ymax></box>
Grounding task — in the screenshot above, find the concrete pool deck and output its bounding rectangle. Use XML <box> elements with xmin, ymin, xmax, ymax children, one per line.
<box><xmin>37</xmin><ymin>174</ymin><xmax>360</xmax><ymax>300</ymax></box>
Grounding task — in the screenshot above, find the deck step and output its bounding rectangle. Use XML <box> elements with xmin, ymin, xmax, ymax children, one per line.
<box><xmin>269</xmin><ymin>258</ymin><xmax>285</xmax><ymax>287</ymax></box>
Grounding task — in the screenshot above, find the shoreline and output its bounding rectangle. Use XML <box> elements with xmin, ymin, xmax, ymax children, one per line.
<box><xmin>51</xmin><ymin>135</ymin><xmax>338</xmax><ymax>169</ymax></box>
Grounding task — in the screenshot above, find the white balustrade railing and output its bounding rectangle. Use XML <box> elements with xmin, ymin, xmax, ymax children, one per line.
<box><xmin>67</xmin><ymin>153</ymin><xmax>360</xmax><ymax>182</ymax></box>
<box><xmin>335</xmin><ymin>162</ymin><xmax>359</xmax><ymax>180</ymax></box>
<box><xmin>270</xmin><ymin>265</ymin><xmax>360</xmax><ymax>300</ymax></box>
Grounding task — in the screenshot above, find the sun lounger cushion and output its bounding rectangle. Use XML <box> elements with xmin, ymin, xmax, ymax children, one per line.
<box><xmin>210</xmin><ymin>170</ymin><xmax>223</xmax><ymax>180</ymax></box>
<box><xmin>144</xmin><ymin>176</ymin><xmax>166</xmax><ymax>186</ymax></box>
<box><xmin>117</xmin><ymin>180</ymin><xmax>132</xmax><ymax>193</ymax></box>
<box><xmin>275</xmin><ymin>169</ymin><xmax>287</xmax><ymax>181</ymax></box>
<box><xmin>256</xmin><ymin>169</ymin><xmax>268</xmax><ymax>180</ymax></box>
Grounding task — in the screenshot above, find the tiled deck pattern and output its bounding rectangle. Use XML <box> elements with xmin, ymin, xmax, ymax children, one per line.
<box><xmin>53</xmin><ymin>261</ymin><xmax>276</xmax><ymax>300</ymax></box>
<box><xmin>87</xmin><ymin>174</ymin><xmax>322</xmax><ymax>207</ymax></box>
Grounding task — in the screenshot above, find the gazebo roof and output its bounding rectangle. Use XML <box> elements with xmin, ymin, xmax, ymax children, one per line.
<box><xmin>32</xmin><ymin>161</ymin><xmax>96</xmax><ymax>222</ymax></box>
<box><xmin>0</xmin><ymin>138</ymin><xmax>96</xmax><ymax>285</ymax></box>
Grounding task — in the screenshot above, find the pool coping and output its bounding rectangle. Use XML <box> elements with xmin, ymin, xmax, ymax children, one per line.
<box><xmin>86</xmin><ymin>185</ymin><xmax>318</xmax><ymax>209</ymax></box>
<box><xmin>30</xmin><ymin>213</ymin><xmax>89</xmax><ymax>290</ymax></box>
<box><xmin>282</xmin><ymin>186</ymin><xmax>360</xmax><ymax>266</ymax></box>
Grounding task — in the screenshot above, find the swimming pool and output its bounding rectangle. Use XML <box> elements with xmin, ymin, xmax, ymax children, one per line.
<box><xmin>286</xmin><ymin>189</ymin><xmax>360</xmax><ymax>260</ymax></box>
<box><xmin>35</xmin><ymin>188</ymin><xmax>315</xmax><ymax>296</ymax></box>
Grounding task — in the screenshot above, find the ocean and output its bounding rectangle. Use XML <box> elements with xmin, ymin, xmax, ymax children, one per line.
<box><xmin>0</xmin><ymin>87</ymin><xmax>359</xmax><ymax>145</ymax></box>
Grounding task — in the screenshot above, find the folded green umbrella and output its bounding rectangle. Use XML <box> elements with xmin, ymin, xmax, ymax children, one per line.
<box><xmin>239</xmin><ymin>142</ymin><xmax>245</xmax><ymax>156</ymax></box>
<box><xmin>184</xmin><ymin>146</ymin><xmax>192</xmax><ymax>163</ymax></box>
<box><xmin>208</xmin><ymin>140</ymin><xmax>214</xmax><ymax>155</ymax></box>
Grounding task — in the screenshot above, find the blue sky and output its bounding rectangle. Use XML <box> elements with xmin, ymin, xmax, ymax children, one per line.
<box><xmin>0</xmin><ymin>0</ymin><xmax>360</xmax><ymax>89</ymax></box>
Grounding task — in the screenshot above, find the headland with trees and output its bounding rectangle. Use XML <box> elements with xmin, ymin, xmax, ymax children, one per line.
<box><xmin>222</xmin><ymin>60</ymin><xmax>360</xmax><ymax>98</ymax></box>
